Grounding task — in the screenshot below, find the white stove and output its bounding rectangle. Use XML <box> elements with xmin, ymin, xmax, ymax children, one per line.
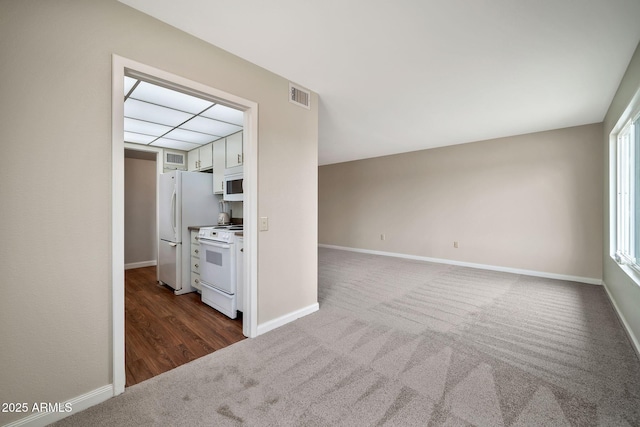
<box><xmin>197</xmin><ymin>225</ymin><xmax>242</xmax><ymax>318</ymax></box>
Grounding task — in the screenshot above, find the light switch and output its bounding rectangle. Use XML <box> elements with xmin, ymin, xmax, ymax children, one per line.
<box><xmin>260</xmin><ymin>217</ymin><xmax>268</xmax><ymax>231</ymax></box>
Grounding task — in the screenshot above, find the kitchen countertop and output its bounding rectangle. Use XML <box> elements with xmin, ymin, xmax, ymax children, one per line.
<box><xmin>188</xmin><ymin>225</ymin><xmax>243</xmax><ymax>237</ymax></box>
<box><xmin>187</xmin><ymin>225</ymin><xmax>217</xmax><ymax>231</ymax></box>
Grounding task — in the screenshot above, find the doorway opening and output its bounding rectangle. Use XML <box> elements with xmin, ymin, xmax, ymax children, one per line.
<box><xmin>112</xmin><ymin>55</ymin><xmax>258</xmax><ymax>395</ymax></box>
<box><xmin>122</xmin><ymin>146</ymin><xmax>246</xmax><ymax>387</ymax></box>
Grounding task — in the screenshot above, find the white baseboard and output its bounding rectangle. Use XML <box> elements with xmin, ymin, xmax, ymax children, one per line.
<box><xmin>124</xmin><ymin>260</ymin><xmax>157</xmax><ymax>270</ymax></box>
<box><xmin>4</xmin><ymin>384</ymin><xmax>113</xmax><ymax>427</ymax></box>
<box><xmin>256</xmin><ymin>303</ymin><xmax>320</xmax><ymax>336</ymax></box>
<box><xmin>319</xmin><ymin>244</ymin><xmax>603</xmax><ymax>286</ymax></box>
<box><xmin>602</xmin><ymin>281</ymin><xmax>640</xmax><ymax>360</ymax></box>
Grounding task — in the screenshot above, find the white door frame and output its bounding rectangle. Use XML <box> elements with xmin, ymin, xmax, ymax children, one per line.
<box><xmin>112</xmin><ymin>55</ymin><xmax>258</xmax><ymax>395</ymax></box>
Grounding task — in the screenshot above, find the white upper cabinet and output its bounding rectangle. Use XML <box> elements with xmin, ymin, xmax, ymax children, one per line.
<box><xmin>187</xmin><ymin>142</ymin><xmax>213</xmax><ymax>172</ymax></box>
<box><xmin>225</xmin><ymin>131</ymin><xmax>243</xmax><ymax>174</ymax></box>
<box><xmin>187</xmin><ymin>148</ymin><xmax>198</xmax><ymax>171</ymax></box>
<box><xmin>213</xmin><ymin>139</ymin><xmax>225</xmax><ymax>194</ymax></box>
<box><xmin>199</xmin><ymin>143</ymin><xmax>213</xmax><ymax>170</ymax></box>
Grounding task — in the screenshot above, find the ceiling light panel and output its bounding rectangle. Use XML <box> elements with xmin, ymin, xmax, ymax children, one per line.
<box><xmin>124</xmin><ymin>117</ymin><xmax>173</xmax><ymax>136</ymax></box>
<box><xmin>201</xmin><ymin>104</ymin><xmax>244</xmax><ymax>126</ymax></box>
<box><xmin>130</xmin><ymin>82</ymin><xmax>214</xmax><ymax>114</ymax></box>
<box><xmin>124</xmin><ymin>76</ymin><xmax>137</xmax><ymax>96</ymax></box>
<box><xmin>150</xmin><ymin>138</ymin><xmax>200</xmax><ymax>151</ymax></box>
<box><xmin>163</xmin><ymin>128</ymin><xmax>219</xmax><ymax>144</ymax></box>
<box><xmin>124</xmin><ymin>132</ymin><xmax>157</xmax><ymax>144</ymax></box>
<box><xmin>125</xmin><ymin>98</ymin><xmax>193</xmax><ymax>127</ymax></box>
<box><xmin>181</xmin><ymin>116</ymin><xmax>242</xmax><ymax>136</ymax></box>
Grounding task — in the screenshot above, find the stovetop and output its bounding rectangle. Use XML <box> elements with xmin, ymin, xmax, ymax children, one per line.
<box><xmin>213</xmin><ymin>224</ymin><xmax>243</xmax><ymax>231</ymax></box>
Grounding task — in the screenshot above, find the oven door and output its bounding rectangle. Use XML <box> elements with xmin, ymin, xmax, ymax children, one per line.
<box><xmin>198</xmin><ymin>239</ymin><xmax>236</xmax><ymax>294</ymax></box>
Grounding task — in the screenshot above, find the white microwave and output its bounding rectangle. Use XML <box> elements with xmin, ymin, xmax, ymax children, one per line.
<box><xmin>223</xmin><ymin>172</ymin><xmax>243</xmax><ymax>201</ymax></box>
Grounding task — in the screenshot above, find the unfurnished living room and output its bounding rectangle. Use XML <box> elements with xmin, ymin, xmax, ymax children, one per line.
<box><xmin>2</xmin><ymin>1</ymin><xmax>640</xmax><ymax>426</ymax></box>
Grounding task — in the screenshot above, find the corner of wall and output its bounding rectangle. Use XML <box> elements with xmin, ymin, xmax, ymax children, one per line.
<box><xmin>602</xmin><ymin>281</ymin><xmax>640</xmax><ymax>360</ymax></box>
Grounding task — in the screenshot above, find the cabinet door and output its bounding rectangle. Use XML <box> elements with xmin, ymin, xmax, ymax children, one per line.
<box><xmin>190</xmin><ymin>231</ymin><xmax>202</xmax><ymax>291</ymax></box>
<box><xmin>213</xmin><ymin>139</ymin><xmax>225</xmax><ymax>194</ymax></box>
<box><xmin>199</xmin><ymin>143</ymin><xmax>213</xmax><ymax>170</ymax></box>
<box><xmin>226</xmin><ymin>131</ymin><xmax>243</xmax><ymax>169</ymax></box>
<box><xmin>187</xmin><ymin>148</ymin><xmax>199</xmax><ymax>171</ymax></box>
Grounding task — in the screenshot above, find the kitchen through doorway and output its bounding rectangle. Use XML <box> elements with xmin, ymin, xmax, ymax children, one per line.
<box><xmin>123</xmin><ymin>147</ymin><xmax>246</xmax><ymax>386</ymax></box>
<box><xmin>113</xmin><ymin>55</ymin><xmax>259</xmax><ymax>394</ymax></box>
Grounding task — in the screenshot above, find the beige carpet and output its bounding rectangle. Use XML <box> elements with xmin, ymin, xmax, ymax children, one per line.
<box><xmin>54</xmin><ymin>248</ymin><xmax>640</xmax><ymax>426</ymax></box>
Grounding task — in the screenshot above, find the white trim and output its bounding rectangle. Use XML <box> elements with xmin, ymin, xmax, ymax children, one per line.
<box><xmin>242</xmin><ymin>99</ymin><xmax>259</xmax><ymax>339</ymax></box>
<box><xmin>112</xmin><ymin>56</ymin><xmax>126</xmax><ymax>397</ymax></box>
<box><xmin>256</xmin><ymin>303</ymin><xmax>320</xmax><ymax>336</ymax></box>
<box><xmin>3</xmin><ymin>385</ymin><xmax>113</xmax><ymax>427</ymax></box>
<box><xmin>319</xmin><ymin>244</ymin><xmax>603</xmax><ymax>286</ymax></box>
<box><xmin>112</xmin><ymin>55</ymin><xmax>260</xmax><ymax>400</ymax></box>
<box><xmin>602</xmin><ymin>281</ymin><xmax>640</xmax><ymax>360</ymax></box>
<box><xmin>124</xmin><ymin>260</ymin><xmax>157</xmax><ymax>270</ymax></box>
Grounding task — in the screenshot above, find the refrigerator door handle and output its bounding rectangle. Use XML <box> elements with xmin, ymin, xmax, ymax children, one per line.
<box><xmin>171</xmin><ymin>189</ymin><xmax>177</xmax><ymax>235</ymax></box>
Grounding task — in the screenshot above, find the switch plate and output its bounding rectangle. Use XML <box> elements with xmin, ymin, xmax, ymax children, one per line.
<box><xmin>260</xmin><ymin>217</ymin><xmax>268</xmax><ymax>231</ymax></box>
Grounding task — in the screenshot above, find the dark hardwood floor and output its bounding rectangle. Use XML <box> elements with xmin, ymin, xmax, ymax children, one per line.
<box><xmin>125</xmin><ymin>266</ymin><xmax>245</xmax><ymax>387</ymax></box>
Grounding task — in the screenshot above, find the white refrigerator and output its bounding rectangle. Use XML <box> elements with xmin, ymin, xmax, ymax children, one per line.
<box><xmin>158</xmin><ymin>170</ymin><xmax>219</xmax><ymax>294</ymax></box>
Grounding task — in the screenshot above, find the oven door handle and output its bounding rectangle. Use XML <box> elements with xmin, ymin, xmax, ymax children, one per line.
<box><xmin>199</xmin><ymin>240</ymin><xmax>231</xmax><ymax>250</ymax></box>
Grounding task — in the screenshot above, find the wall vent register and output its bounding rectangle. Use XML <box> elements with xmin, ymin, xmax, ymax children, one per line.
<box><xmin>289</xmin><ymin>82</ymin><xmax>310</xmax><ymax>109</ymax></box>
<box><xmin>164</xmin><ymin>151</ymin><xmax>185</xmax><ymax>168</ymax></box>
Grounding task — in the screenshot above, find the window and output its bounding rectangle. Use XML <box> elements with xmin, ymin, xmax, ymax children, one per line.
<box><xmin>615</xmin><ymin>114</ymin><xmax>640</xmax><ymax>270</ymax></box>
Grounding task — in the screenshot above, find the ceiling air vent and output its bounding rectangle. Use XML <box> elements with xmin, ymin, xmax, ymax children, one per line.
<box><xmin>289</xmin><ymin>83</ymin><xmax>310</xmax><ymax>109</ymax></box>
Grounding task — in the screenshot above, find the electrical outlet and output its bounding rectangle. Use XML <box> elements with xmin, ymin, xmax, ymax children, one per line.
<box><xmin>380</xmin><ymin>234</ymin><xmax>385</xmax><ymax>241</ymax></box>
<box><xmin>454</xmin><ymin>241</ymin><xmax>459</xmax><ymax>248</ymax></box>
<box><xmin>260</xmin><ymin>217</ymin><xmax>268</xmax><ymax>231</ymax></box>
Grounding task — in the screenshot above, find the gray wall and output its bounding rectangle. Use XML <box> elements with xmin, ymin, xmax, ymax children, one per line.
<box><xmin>125</xmin><ymin>157</ymin><xmax>157</xmax><ymax>267</ymax></box>
<box><xmin>603</xmin><ymin>41</ymin><xmax>640</xmax><ymax>351</ymax></box>
<box><xmin>320</xmin><ymin>123</ymin><xmax>604</xmax><ymax>280</ymax></box>
<box><xmin>0</xmin><ymin>1</ymin><xmax>317</xmax><ymax>425</ymax></box>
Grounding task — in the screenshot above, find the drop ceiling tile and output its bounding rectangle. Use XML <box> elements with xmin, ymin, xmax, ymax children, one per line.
<box><xmin>201</xmin><ymin>104</ymin><xmax>244</xmax><ymax>126</ymax></box>
<box><xmin>164</xmin><ymin>128</ymin><xmax>219</xmax><ymax>144</ymax></box>
<box><xmin>150</xmin><ymin>138</ymin><xmax>200</xmax><ymax>151</ymax></box>
<box><xmin>130</xmin><ymin>81</ymin><xmax>214</xmax><ymax>114</ymax></box>
<box><xmin>124</xmin><ymin>117</ymin><xmax>172</xmax><ymax>136</ymax></box>
<box><xmin>182</xmin><ymin>116</ymin><xmax>242</xmax><ymax>136</ymax></box>
<box><xmin>125</xmin><ymin>98</ymin><xmax>193</xmax><ymax>127</ymax></box>
<box><xmin>124</xmin><ymin>131</ymin><xmax>157</xmax><ymax>144</ymax></box>
<box><xmin>124</xmin><ymin>76</ymin><xmax>137</xmax><ymax>96</ymax></box>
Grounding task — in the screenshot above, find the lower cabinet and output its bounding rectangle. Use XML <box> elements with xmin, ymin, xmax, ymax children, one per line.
<box><xmin>190</xmin><ymin>230</ymin><xmax>202</xmax><ymax>292</ymax></box>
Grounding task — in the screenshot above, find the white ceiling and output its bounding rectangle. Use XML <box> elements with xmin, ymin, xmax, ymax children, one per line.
<box><xmin>119</xmin><ymin>0</ymin><xmax>640</xmax><ymax>165</ymax></box>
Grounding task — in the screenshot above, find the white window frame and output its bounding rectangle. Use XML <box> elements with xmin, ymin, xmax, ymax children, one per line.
<box><xmin>614</xmin><ymin>111</ymin><xmax>640</xmax><ymax>275</ymax></box>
